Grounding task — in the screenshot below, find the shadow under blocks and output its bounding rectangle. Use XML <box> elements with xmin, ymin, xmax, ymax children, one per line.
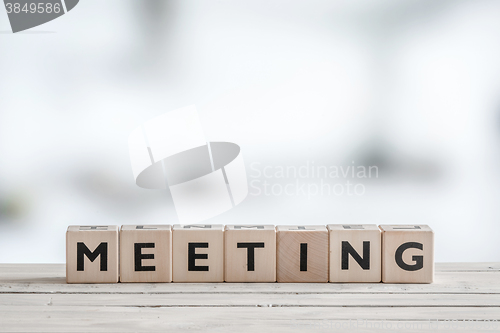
<box><xmin>66</xmin><ymin>224</ymin><xmax>434</xmax><ymax>284</ymax></box>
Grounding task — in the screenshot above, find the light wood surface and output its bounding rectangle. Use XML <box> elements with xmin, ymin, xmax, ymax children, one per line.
<box><xmin>0</xmin><ymin>263</ymin><xmax>499</xmax><ymax>332</ymax></box>
<box><xmin>172</xmin><ymin>224</ymin><xmax>224</xmax><ymax>282</ymax></box>
<box><xmin>224</xmin><ymin>225</ymin><xmax>276</xmax><ymax>282</ymax></box>
<box><xmin>66</xmin><ymin>225</ymin><xmax>119</xmax><ymax>284</ymax></box>
<box><xmin>328</xmin><ymin>224</ymin><xmax>381</xmax><ymax>282</ymax></box>
<box><xmin>380</xmin><ymin>225</ymin><xmax>434</xmax><ymax>283</ymax></box>
<box><xmin>120</xmin><ymin>225</ymin><xmax>172</xmax><ymax>283</ymax></box>
<box><xmin>276</xmin><ymin>225</ymin><xmax>328</xmax><ymax>282</ymax></box>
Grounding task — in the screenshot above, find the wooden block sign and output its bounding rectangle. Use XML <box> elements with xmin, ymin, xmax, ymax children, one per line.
<box><xmin>120</xmin><ymin>225</ymin><xmax>172</xmax><ymax>283</ymax></box>
<box><xmin>65</xmin><ymin>224</ymin><xmax>435</xmax><ymax>284</ymax></box>
<box><xmin>276</xmin><ymin>226</ymin><xmax>329</xmax><ymax>283</ymax></box>
<box><xmin>172</xmin><ymin>224</ymin><xmax>224</xmax><ymax>282</ymax></box>
<box><xmin>380</xmin><ymin>225</ymin><xmax>434</xmax><ymax>284</ymax></box>
<box><xmin>224</xmin><ymin>225</ymin><xmax>276</xmax><ymax>282</ymax></box>
<box><xmin>66</xmin><ymin>225</ymin><xmax>119</xmax><ymax>284</ymax></box>
<box><xmin>328</xmin><ymin>224</ymin><xmax>381</xmax><ymax>283</ymax></box>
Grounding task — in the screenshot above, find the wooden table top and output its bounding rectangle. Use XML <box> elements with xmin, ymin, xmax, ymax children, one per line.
<box><xmin>0</xmin><ymin>263</ymin><xmax>499</xmax><ymax>332</ymax></box>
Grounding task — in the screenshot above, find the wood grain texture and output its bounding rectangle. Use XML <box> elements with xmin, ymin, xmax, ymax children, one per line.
<box><xmin>0</xmin><ymin>263</ymin><xmax>499</xmax><ymax>332</ymax></box>
<box><xmin>328</xmin><ymin>224</ymin><xmax>381</xmax><ymax>283</ymax></box>
<box><xmin>224</xmin><ymin>225</ymin><xmax>276</xmax><ymax>282</ymax></box>
<box><xmin>66</xmin><ymin>226</ymin><xmax>119</xmax><ymax>284</ymax></box>
<box><xmin>120</xmin><ymin>225</ymin><xmax>172</xmax><ymax>283</ymax></box>
<box><xmin>276</xmin><ymin>225</ymin><xmax>328</xmax><ymax>283</ymax></box>
<box><xmin>172</xmin><ymin>224</ymin><xmax>224</xmax><ymax>282</ymax></box>
<box><xmin>380</xmin><ymin>225</ymin><xmax>434</xmax><ymax>284</ymax></box>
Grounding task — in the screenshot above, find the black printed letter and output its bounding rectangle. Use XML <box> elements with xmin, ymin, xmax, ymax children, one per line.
<box><xmin>188</xmin><ymin>242</ymin><xmax>209</xmax><ymax>271</ymax></box>
<box><xmin>237</xmin><ymin>242</ymin><xmax>265</xmax><ymax>271</ymax></box>
<box><xmin>77</xmin><ymin>242</ymin><xmax>108</xmax><ymax>271</ymax></box>
<box><xmin>134</xmin><ymin>243</ymin><xmax>155</xmax><ymax>272</ymax></box>
<box><xmin>341</xmin><ymin>241</ymin><xmax>370</xmax><ymax>270</ymax></box>
<box><xmin>300</xmin><ymin>243</ymin><xmax>307</xmax><ymax>271</ymax></box>
<box><xmin>395</xmin><ymin>242</ymin><xmax>423</xmax><ymax>271</ymax></box>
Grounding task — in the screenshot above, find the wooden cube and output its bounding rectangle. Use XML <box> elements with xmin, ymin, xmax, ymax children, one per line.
<box><xmin>276</xmin><ymin>226</ymin><xmax>328</xmax><ymax>283</ymax></box>
<box><xmin>225</xmin><ymin>225</ymin><xmax>276</xmax><ymax>282</ymax></box>
<box><xmin>172</xmin><ymin>224</ymin><xmax>224</xmax><ymax>282</ymax></box>
<box><xmin>120</xmin><ymin>225</ymin><xmax>172</xmax><ymax>283</ymax></box>
<box><xmin>380</xmin><ymin>225</ymin><xmax>434</xmax><ymax>284</ymax></box>
<box><xmin>66</xmin><ymin>225</ymin><xmax>119</xmax><ymax>283</ymax></box>
<box><xmin>328</xmin><ymin>224</ymin><xmax>381</xmax><ymax>283</ymax></box>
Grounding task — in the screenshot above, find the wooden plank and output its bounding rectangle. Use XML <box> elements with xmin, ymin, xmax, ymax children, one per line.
<box><xmin>0</xmin><ymin>264</ymin><xmax>499</xmax><ymax>333</ymax></box>
<box><xmin>0</xmin><ymin>306</ymin><xmax>499</xmax><ymax>332</ymax></box>
<box><xmin>436</xmin><ymin>262</ymin><xmax>500</xmax><ymax>272</ymax></box>
<box><xmin>2</xmin><ymin>271</ymin><xmax>499</xmax><ymax>294</ymax></box>
<box><xmin>1</xmin><ymin>293</ymin><xmax>500</xmax><ymax>307</ymax></box>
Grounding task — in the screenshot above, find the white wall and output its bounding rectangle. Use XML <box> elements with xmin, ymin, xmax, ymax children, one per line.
<box><xmin>0</xmin><ymin>0</ymin><xmax>499</xmax><ymax>263</ymax></box>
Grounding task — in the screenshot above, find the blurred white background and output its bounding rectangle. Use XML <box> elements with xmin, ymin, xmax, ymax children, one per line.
<box><xmin>1</xmin><ymin>0</ymin><xmax>500</xmax><ymax>263</ymax></box>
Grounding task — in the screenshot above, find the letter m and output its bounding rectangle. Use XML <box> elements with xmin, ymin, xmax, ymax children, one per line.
<box><xmin>77</xmin><ymin>242</ymin><xmax>108</xmax><ymax>271</ymax></box>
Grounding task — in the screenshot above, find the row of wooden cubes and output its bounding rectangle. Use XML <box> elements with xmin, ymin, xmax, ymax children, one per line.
<box><xmin>66</xmin><ymin>224</ymin><xmax>434</xmax><ymax>284</ymax></box>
